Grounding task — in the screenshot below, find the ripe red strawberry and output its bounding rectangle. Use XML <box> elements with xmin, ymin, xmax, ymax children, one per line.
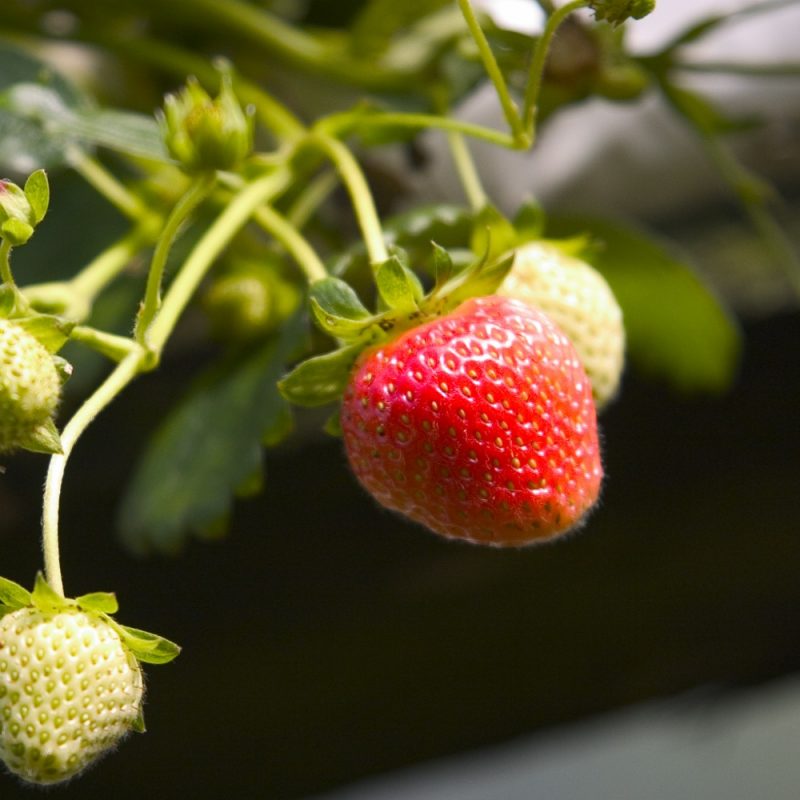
<box><xmin>340</xmin><ymin>296</ymin><xmax>602</xmax><ymax>545</ymax></box>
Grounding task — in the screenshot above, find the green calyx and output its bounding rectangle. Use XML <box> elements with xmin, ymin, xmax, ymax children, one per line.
<box><xmin>0</xmin><ymin>573</ymin><xmax>181</xmax><ymax>667</ymax></box>
<box><xmin>589</xmin><ymin>0</ymin><xmax>656</xmax><ymax>26</ymax></box>
<box><xmin>0</xmin><ymin>170</ymin><xmax>49</xmax><ymax>247</ymax></box>
<box><xmin>160</xmin><ymin>66</ymin><xmax>255</xmax><ymax>174</ymax></box>
<box><xmin>279</xmin><ymin>241</ymin><xmax>514</xmax><ymax>410</ymax></box>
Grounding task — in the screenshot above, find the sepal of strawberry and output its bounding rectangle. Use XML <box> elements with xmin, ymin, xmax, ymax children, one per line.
<box><xmin>280</xmin><ymin>242</ymin><xmax>514</xmax><ymax>410</ymax></box>
<box><xmin>0</xmin><ymin>171</ymin><xmax>49</xmax><ymax>247</ymax></box>
<box><xmin>0</xmin><ymin>573</ymin><xmax>179</xmax><ymax>785</ymax></box>
<box><xmin>588</xmin><ymin>0</ymin><xmax>655</xmax><ymax>26</ymax></box>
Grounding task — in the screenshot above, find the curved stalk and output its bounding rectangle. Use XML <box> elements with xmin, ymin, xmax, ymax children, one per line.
<box><xmin>42</xmin><ymin>352</ymin><xmax>143</xmax><ymax>596</ymax></box>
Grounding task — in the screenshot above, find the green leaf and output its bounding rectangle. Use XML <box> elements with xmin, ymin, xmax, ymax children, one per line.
<box><xmin>0</xmin><ymin>217</ymin><xmax>33</xmax><ymax>246</ymax></box>
<box><xmin>75</xmin><ymin>591</ymin><xmax>119</xmax><ymax>615</ymax></box>
<box><xmin>431</xmin><ymin>241</ymin><xmax>455</xmax><ymax>287</ymax></box>
<box><xmin>31</xmin><ymin>572</ymin><xmax>67</xmax><ymax>612</ymax></box>
<box><xmin>512</xmin><ymin>199</ymin><xmax>546</xmax><ymax>242</ymax></box>
<box><xmin>0</xmin><ymin>576</ymin><xmax>31</xmax><ymax>609</ymax></box>
<box><xmin>14</xmin><ymin>313</ymin><xmax>74</xmax><ymax>353</ymax></box>
<box><xmin>309</xmin><ymin>277</ymin><xmax>375</xmax><ymax>341</ymax></box>
<box><xmin>0</xmin><ymin>44</ymin><xmax>167</xmax><ymax>170</ymax></box>
<box><xmin>547</xmin><ymin>215</ymin><xmax>742</xmax><ymax>392</ymax></box>
<box><xmin>350</xmin><ymin>0</ymin><xmax>450</xmax><ymax>57</ymax></box>
<box><xmin>471</xmin><ymin>204</ymin><xmax>519</xmax><ymax>259</ymax></box>
<box><xmin>117</xmin><ymin>625</ymin><xmax>181</xmax><ymax>665</ymax></box>
<box><xmin>375</xmin><ymin>255</ymin><xmax>420</xmax><ymax>312</ymax></box>
<box><xmin>118</xmin><ymin>319</ymin><xmax>301</xmax><ymax>555</ymax></box>
<box><xmin>428</xmin><ymin>250</ymin><xmax>515</xmax><ymax>313</ymax></box>
<box><xmin>0</xmin><ymin>43</ymin><xmax>89</xmax><ymax>171</ymax></box>
<box><xmin>24</xmin><ymin>169</ymin><xmax>49</xmax><ymax>224</ymax></box>
<box><xmin>278</xmin><ymin>343</ymin><xmax>362</xmax><ymax>407</ymax></box>
<box><xmin>18</xmin><ymin>418</ymin><xmax>63</xmax><ymax>455</ymax></box>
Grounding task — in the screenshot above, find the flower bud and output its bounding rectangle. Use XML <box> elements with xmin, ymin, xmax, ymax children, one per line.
<box><xmin>202</xmin><ymin>262</ymin><xmax>300</xmax><ymax>343</ymax></box>
<box><xmin>160</xmin><ymin>70</ymin><xmax>254</xmax><ymax>173</ymax></box>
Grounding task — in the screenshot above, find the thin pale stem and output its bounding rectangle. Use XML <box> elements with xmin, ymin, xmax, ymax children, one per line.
<box><xmin>447</xmin><ymin>130</ymin><xmax>487</xmax><ymax>212</ymax></box>
<box><xmin>251</xmin><ymin>204</ymin><xmax>327</xmax><ymax>284</ymax></box>
<box><xmin>146</xmin><ymin>168</ymin><xmax>292</xmax><ymax>353</ymax></box>
<box><xmin>0</xmin><ymin>238</ymin><xmax>13</xmax><ymax>285</ymax></box>
<box><xmin>457</xmin><ymin>0</ymin><xmax>528</xmax><ymax>146</ymax></box>
<box><xmin>307</xmin><ymin>132</ymin><xmax>388</xmax><ymax>266</ymax></box>
<box><xmin>522</xmin><ymin>0</ymin><xmax>588</xmax><ymax>135</ymax></box>
<box><xmin>42</xmin><ymin>352</ymin><xmax>143</xmax><ymax>596</ymax></box>
<box><xmin>135</xmin><ymin>173</ymin><xmax>216</xmax><ymax>343</ymax></box>
<box><xmin>321</xmin><ymin>111</ymin><xmax>520</xmax><ymax>149</ymax></box>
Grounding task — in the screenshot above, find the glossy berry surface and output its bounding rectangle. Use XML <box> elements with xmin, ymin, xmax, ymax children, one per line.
<box><xmin>341</xmin><ymin>296</ymin><xmax>602</xmax><ymax>545</ymax></box>
<box><xmin>0</xmin><ymin>607</ymin><xmax>143</xmax><ymax>785</ymax></box>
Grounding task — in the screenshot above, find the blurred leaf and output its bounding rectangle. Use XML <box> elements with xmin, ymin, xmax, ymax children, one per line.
<box><xmin>548</xmin><ymin>215</ymin><xmax>741</xmax><ymax>393</ymax></box>
<box><xmin>0</xmin><ymin>42</ymin><xmax>88</xmax><ymax>173</ymax></box>
<box><xmin>351</xmin><ymin>0</ymin><xmax>450</xmax><ymax>57</ymax></box>
<box><xmin>15</xmin><ymin>313</ymin><xmax>74</xmax><ymax>353</ymax></box>
<box><xmin>118</xmin><ymin>317</ymin><xmax>302</xmax><ymax>555</ymax></box>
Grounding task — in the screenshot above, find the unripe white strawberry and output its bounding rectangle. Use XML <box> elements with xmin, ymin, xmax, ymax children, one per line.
<box><xmin>0</xmin><ymin>607</ymin><xmax>144</xmax><ymax>785</ymax></box>
<box><xmin>0</xmin><ymin>319</ymin><xmax>62</xmax><ymax>452</ymax></box>
<box><xmin>499</xmin><ymin>241</ymin><xmax>625</xmax><ymax>409</ymax></box>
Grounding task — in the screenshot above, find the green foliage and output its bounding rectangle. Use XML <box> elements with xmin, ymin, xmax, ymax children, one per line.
<box><xmin>118</xmin><ymin>318</ymin><xmax>302</xmax><ymax>554</ymax></box>
<box><xmin>548</xmin><ymin>216</ymin><xmax>741</xmax><ymax>393</ymax></box>
<box><xmin>0</xmin><ymin>43</ymin><xmax>166</xmax><ymax>170</ymax></box>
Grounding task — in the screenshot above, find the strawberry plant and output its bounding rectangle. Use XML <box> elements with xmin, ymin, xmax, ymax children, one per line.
<box><xmin>0</xmin><ymin>0</ymin><xmax>796</xmax><ymax>788</ymax></box>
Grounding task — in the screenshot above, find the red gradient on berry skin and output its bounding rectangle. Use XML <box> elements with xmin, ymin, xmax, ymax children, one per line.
<box><xmin>341</xmin><ymin>296</ymin><xmax>603</xmax><ymax>546</ymax></box>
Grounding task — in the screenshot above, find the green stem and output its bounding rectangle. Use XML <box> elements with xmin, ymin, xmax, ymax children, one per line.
<box><xmin>251</xmin><ymin>204</ymin><xmax>327</xmax><ymax>284</ymax></box>
<box><xmin>66</xmin><ymin>147</ymin><xmax>150</xmax><ymax>222</ymax></box>
<box><xmin>146</xmin><ymin>168</ymin><xmax>292</xmax><ymax>353</ymax></box>
<box><xmin>285</xmin><ymin>170</ymin><xmax>339</xmax><ymax>230</ymax></box>
<box><xmin>70</xmin><ymin>326</ymin><xmax>140</xmax><ymax>362</ymax></box>
<box><xmin>447</xmin><ymin>130</ymin><xmax>487</xmax><ymax>212</ymax></box>
<box><xmin>522</xmin><ymin>0</ymin><xmax>588</xmax><ymax>135</ymax></box>
<box><xmin>306</xmin><ymin>132</ymin><xmax>388</xmax><ymax>266</ymax></box>
<box><xmin>321</xmin><ymin>110</ymin><xmax>520</xmax><ymax>149</ymax></box>
<box><xmin>457</xmin><ymin>0</ymin><xmax>529</xmax><ymax>146</ymax></box>
<box><xmin>135</xmin><ymin>173</ymin><xmax>216</xmax><ymax>343</ymax></box>
<box><xmin>42</xmin><ymin>352</ymin><xmax>143</xmax><ymax>596</ymax></box>
<box><xmin>0</xmin><ymin>238</ymin><xmax>13</xmax><ymax>285</ymax></box>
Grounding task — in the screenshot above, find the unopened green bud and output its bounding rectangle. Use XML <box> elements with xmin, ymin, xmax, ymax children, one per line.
<box><xmin>160</xmin><ymin>69</ymin><xmax>254</xmax><ymax>173</ymax></box>
<box><xmin>589</xmin><ymin>0</ymin><xmax>656</xmax><ymax>26</ymax></box>
<box><xmin>0</xmin><ymin>170</ymin><xmax>49</xmax><ymax>247</ymax></box>
<box><xmin>203</xmin><ymin>262</ymin><xmax>300</xmax><ymax>343</ymax></box>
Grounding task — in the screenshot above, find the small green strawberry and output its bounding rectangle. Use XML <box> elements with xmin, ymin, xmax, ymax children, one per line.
<box><xmin>0</xmin><ymin>318</ymin><xmax>62</xmax><ymax>453</ymax></box>
<box><xmin>0</xmin><ymin>575</ymin><xmax>179</xmax><ymax>785</ymax></box>
<box><xmin>499</xmin><ymin>241</ymin><xmax>624</xmax><ymax>409</ymax></box>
